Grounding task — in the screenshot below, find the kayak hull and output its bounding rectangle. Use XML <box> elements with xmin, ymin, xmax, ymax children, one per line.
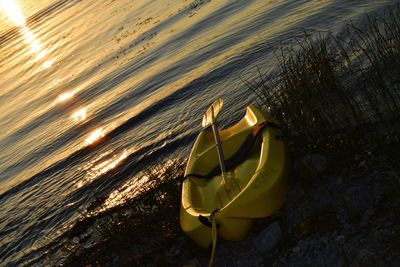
<box><xmin>180</xmin><ymin>105</ymin><xmax>289</xmax><ymax>247</ymax></box>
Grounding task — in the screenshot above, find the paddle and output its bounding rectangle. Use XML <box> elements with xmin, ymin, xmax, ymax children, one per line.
<box><xmin>202</xmin><ymin>99</ymin><xmax>228</xmax><ymax>186</ymax></box>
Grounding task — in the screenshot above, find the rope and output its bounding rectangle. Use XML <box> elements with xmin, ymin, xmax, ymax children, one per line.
<box><xmin>208</xmin><ymin>209</ymin><xmax>219</xmax><ymax>267</ymax></box>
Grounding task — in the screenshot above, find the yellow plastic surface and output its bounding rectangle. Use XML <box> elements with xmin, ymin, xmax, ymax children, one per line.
<box><xmin>180</xmin><ymin>105</ymin><xmax>289</xmax><ymax>248</ymax></box>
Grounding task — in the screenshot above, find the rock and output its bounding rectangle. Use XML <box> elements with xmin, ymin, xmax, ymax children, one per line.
<box><xmin>72</xmin><ymin>237</ymin><xmax>80</xmax><ymax>244</ymax></box>
<box><xmin>253</xmin><ymin>221</ymin><xmax>283</xmax><ymax>254</ymax></box>
<box><xmin>360</xmin><ymin>208</ymin><xmax>374</xmax><ymax>227</ymax></box>
<box><xmin>83</xmin><ymin>243</ymin><xmax>92</xmax><ymax>249</ymax></box>
<box><xmin>294</xmin><ymin>154</ymin><xmax>329</xmax><ymax>179</ymax></box>
<box><xmin>79</xmin><ymin>233</ymin><xmax>92</xmax><ymax>244</ymax></box>
<box><xmin>345</xmin><ymin>185</ymin><xmax>374</xmax><ymax>214</ymax></box>
<box><xmin>297</xmin><ymin>239</ymin><xmax>309</xmax><ymax>251</ymax></box>
<box><xmin>112</xmin><ymin>256</ymin><xmax>120</xmax><ymax>264</ymax></box>
<box><xmin>358</xmin><ymin>160</ymin><xmax>367</xmax><ymax>168</ymax></box>
<box><xmin>292</xmin><ymin>246</ymin><xmax>301</xmax><ymax>253</ymax></box>
<box><xmin>168</xmin><ymin>246</ymin><xmax>180</xmax><ymax>257</ymax></box>
<box><xmin>240</xmin><ymin>256</ymin><xmax>264</xmax><ymax>266</ymax></box>
<box><xmin>351</xmin><ymin>249</ymin><xmax>374</xmax><ymax>267</ymax></box>
<box><xmin>182</xmin><ymin>257</ymin><xmax>201</xmax><ymax>267</ymax></box>
<box><xmin>336</xmin><ymin>208</ymin><xmax>348</xmax><ymax>224</ymax></box>
<box><xmin>335</xmin><ymin>235</ymin><xmax>345</xmax><ymax>242</ymax></box>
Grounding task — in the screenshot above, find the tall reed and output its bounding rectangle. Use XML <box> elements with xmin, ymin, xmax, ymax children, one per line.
<box><xmin>248</xmin><ymin>4</ymin><xmax>400</xmax><ymax>155</ymax></box>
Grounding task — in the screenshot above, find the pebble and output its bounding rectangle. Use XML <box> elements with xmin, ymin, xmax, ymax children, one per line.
<box><xmin>358</xmin><ymin>249</ymin><xmax>373</xmax><ymax>259</ymax></box>
<box><xmin>335</xmin><ymin>235</ymin><xmax>345</xmax><ymax>242</ymax></box>
<box><xmin>292</xmin><ymin>246</ymin><xmax>301</xmax><ymax>253</ymax></box>
<box><xmin>358</xmin><ymin>160</ymin><xmax>367</xmax><ymax>168</ymax></box>
<box><xmin>112</xmin><ymin>256</ymin><xmax>120</xmax><ymax>264</ymax></box>
<box><xmin>83</xmin><ymin>243</ymin><xmax>92</xmax><ymax>249</ymax></box>
<box><xmin>253</xmin><ymin>222</ymin><xmax>283</xmax><ymax>254</ymax></box>
<box><xmin>182</xmin><ymin>258</ymin><xmax>201</xmax><ymax>267</ymax></box>
<box><xmin>294</xmin><ymin>154</ymin><xmax>329</xmax><ymax>179</ymax></box>
<box><xmin>261</xmin><ymin>154</ymin><xmax>399</xmax><ymax>267</ymax></box>
<box><xmin>168</xmin><ymin>246</ymin><xmax>180</xmax><ymax>257</ymax></box>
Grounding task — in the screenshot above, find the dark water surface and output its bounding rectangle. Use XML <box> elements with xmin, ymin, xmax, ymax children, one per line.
<box><xmin>0</xmin><ymin>0</ymin><xmax>393</xmax><ymax>265</ymax></box>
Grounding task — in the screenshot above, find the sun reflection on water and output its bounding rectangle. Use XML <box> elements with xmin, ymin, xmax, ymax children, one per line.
<box><xmin>89</xmin><ymin>158</ymin><xmax>182</xmax><ymax>215</ymax></box>
<box><xmin>42</xmin><ymin>59</ymin><xmax>54</xmax><ymax>69</ymax></box>
<box><xmin>0</xmin><ymin>0</ymin><xmax>56</xmax><ymax>69</ymax></box>
<box><xmin>0</xmin><ymin>0</ymin><xmax>26</xmax><ymax>26</ymax></box>
<box><xmin>57</xmin><ymin>91</ymin><xmax>75</xmax><ymax>102</ymax></box>
<box><xmin>71</xmin><ymin>108</ymin><xmax>87</xmax><ymax>122</ymax></box>
<box><xmin>92</xmin><ymin>173</ymin><xmax>150</xmax><ymax>214</ymax></box>
<box><xmin>91</xmin><ymin>150</ymin><xmax>128</xmax><ymax>175</ymax></box>
<box><xmin>76</xmin><ymin>149</ymin><xmax>130</xmax><ymax>189</ymax></box>
<box><xmin>85</xmin><ymin>128</ymin><xmax>106</xmax><ymax>145</ymax></box>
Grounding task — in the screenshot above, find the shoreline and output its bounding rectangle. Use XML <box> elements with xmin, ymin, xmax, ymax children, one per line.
<box><xmin>43</xmin><ymin>5</ymin><xmax>400</xmax><ymax>266</ymax></box>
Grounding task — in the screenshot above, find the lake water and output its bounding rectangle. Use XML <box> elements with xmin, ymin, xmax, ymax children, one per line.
<box><xmin>0</xmin><ymin>0</ymin><xmax>393</xmax><ymax>265</ymax></box>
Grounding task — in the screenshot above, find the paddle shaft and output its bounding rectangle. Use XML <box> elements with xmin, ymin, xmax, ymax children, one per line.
<box><xmin>210</xmin><ymin>107</ymin><xmax>227</xmax><ymax>184</ymax></box>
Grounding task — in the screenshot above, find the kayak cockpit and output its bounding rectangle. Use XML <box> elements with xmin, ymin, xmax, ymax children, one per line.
<box><xmin>180</xmin><ymin>104</ymin><xmax>288</xmax><ymax>248</ymax></box>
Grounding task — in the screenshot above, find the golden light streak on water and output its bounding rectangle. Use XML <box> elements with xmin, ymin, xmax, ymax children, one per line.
<box><xmin>57</xmin><ymin>91</ymin><xmax>75</xmax><ymax>102</ymax></box>
<box><xmin>0</xmin><ymin>1</ymin><xmax>56</xmax><ymax>70</ymax></box>
<box><xmin>20</xmin><ymin>27</ymin><xmax>55</xmax><ymax>69</ymax></box>
<box><xmin>71</xmin><ymin>108</ymin><xmax>87</xmax><ymax>122</ymax></box>
<box><xmin>76</xmin><ymin>149</ymin><xmax>129</xmax><ymax>189</ymax></box>
<box><xmin>0</xmin><ymin>0</ymin><xmax>26</xmax><ymax>26</ymax></box>
<box><xmin>95</xmin><ymin>173</ymin><xmax>150</xmax><ymax>213</ymax></box>
<box><xmin>42</xmin><ymin>59</ymin><xmax>54</xmax><ymax>69</ymax></box>
<box><xmin>91</xmin><ymin>158</ymin><xmax>180</xmax><ymax>214</ymax></box>
<box><xmin>91</xmin><ymin>150</ymin><xmax>128</xmax><ymax>176</ymax></box>
<box><xmin>35</xmin><ymin>49</ymin><xmax>46</xmax><ymax>59</ymax></box>
<box><xmin>82</xmin><ymin>151</ymin><xmax>113</xmax><ymax>171</ymax></box>
<box><xmin>21</xmin><ymin>29</ymin><xmax>35</xmax><ymax>42</ymax></box>
<box><xmin>85</xmin><ymin>128</ymin><xmax>106</xmax><ymax>145</ymax></box>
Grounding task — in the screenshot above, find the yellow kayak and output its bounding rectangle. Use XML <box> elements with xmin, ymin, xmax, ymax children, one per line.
<box><xmin>180</xmin><ymin>104</ymin><xmax>289</xmax><ymax>248</ymax></box>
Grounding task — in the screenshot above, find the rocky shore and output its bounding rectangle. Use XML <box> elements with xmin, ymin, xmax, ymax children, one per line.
<box><xmin>209</xmin><ymin>151</ymin><xmax>400</xmax><ymax>267</ymax></box>
<box><xmin>47</xmin><ymin>149</ymin><xmax>399</xmax><ymax>267</ymax></box>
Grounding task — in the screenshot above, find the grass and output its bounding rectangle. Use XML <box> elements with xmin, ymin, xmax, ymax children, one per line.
<box><xmin>52</xmin><ymin>4</ymin><xmax>400</xmax><ymax>266</ymax></box>
<box><xmin>44</xmin><ymin>157</ymin><xmax>190</xmax><ymax>266</ymax></box>
<box><xmin>246</xmin><ymin>4</ymin><xmax>400</xmax><ymax>156</ymax></box>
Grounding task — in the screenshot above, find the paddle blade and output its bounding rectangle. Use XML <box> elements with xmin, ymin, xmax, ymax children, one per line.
<box><xmin>202</xmin><ymin>98</ymin><xmax>224</xmax><ymax>127</ymax></box>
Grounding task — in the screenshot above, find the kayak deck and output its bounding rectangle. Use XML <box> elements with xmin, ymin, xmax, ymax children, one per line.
<box><xmin>180</xmin><ymin>105</ymin><xmax>289</xmax><ymax>247</ymax></box>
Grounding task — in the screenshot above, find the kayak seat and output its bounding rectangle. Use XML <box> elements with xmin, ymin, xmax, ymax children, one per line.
<box><xmin>186</xmin><ymin>123</ymin><xmax>266</xmax><ymax>180</ymax></box>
